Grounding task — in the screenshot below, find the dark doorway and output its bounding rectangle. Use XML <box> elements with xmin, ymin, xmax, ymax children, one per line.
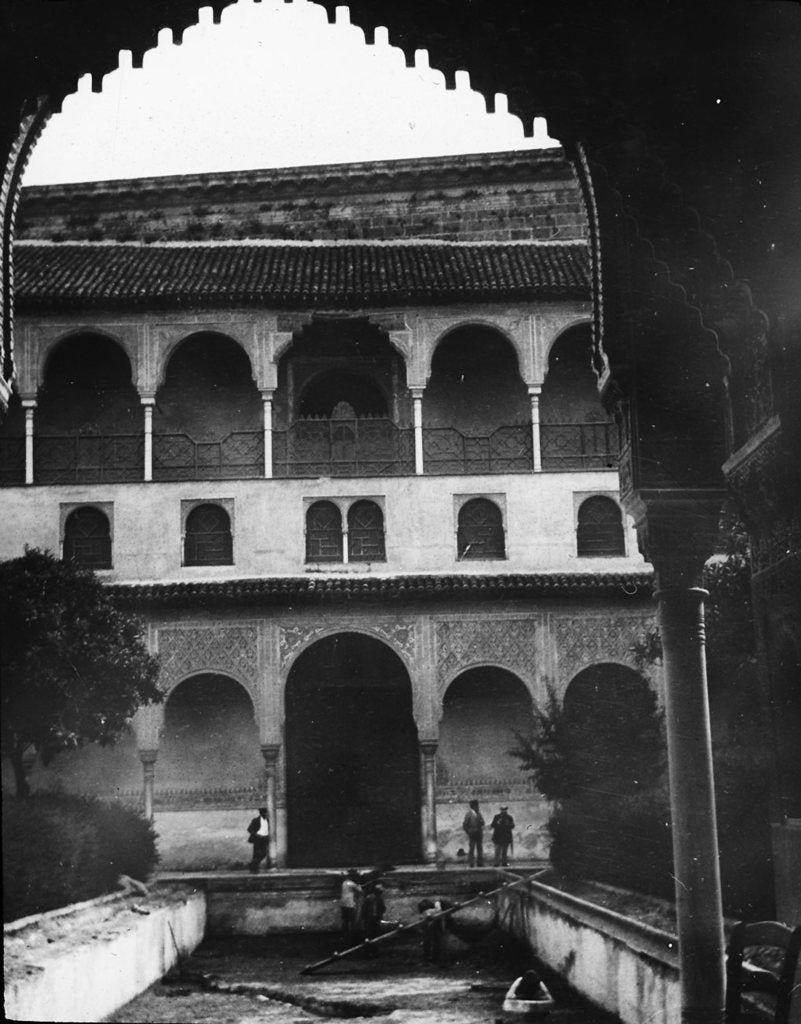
<box><xmin>285</xmin><ymin>633</ymin><xmax>421</xmax><ymax>867</ymax></box>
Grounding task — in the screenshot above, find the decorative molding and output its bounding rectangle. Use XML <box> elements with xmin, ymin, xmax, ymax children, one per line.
<box><xmin>552</xmin><ymin>613</ymin><xmax>654</xmax><ymax>684</ymax></box>
<box><xmin>435</xmin><ymin>616</ymin><xmax>539</xmax><ymax>693</ymax></box>
<box><xmin>278</xmin><ymin>619</ymin><xmax>418</xmax><ymax>670</ymax></box>
<box><xmin>156</xmin><ymin>622</ymin><xmax>260</xmax><ymax>696</ymax></box>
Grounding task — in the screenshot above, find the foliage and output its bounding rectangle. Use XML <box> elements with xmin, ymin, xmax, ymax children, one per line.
<box><xmin>2</xmin><ymin>792</ymin><xmax>158</xmax><ymax>922</ymax></box>
<box><xmin>0</xmin><ymin>548</ymin><xmax>162</xmax><ymax>797</ymax></box>
<box><xmin>510</xmin><ymin>672</ymin><xmax>671</xmax><ymax>897</ymax></box>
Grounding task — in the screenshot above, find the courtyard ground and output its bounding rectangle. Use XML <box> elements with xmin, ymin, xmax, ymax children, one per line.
<box><xmin>109</xmin><ymin>931</ymin><xmax>621</xmax><ymax>1024</ymax></box>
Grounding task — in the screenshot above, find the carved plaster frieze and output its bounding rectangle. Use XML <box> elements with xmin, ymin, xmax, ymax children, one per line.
<box><xmin>156</xmin><ymin>623</ymin><xmax>260</xmax><ymax>696</ymax></box>
<box><xmin>435</xmin><ymin>617</ymin><xmax>539</xmax><ymax>693</ymax></box>
<box><xmin>552</xmin><ymin>613</ymin><xmax>655</xmax><ymax>685</ymax></box>
<box><xmin>278</xmin><ymin>619</ymin><xmax>418</xmax><ymax>670</ymax></box>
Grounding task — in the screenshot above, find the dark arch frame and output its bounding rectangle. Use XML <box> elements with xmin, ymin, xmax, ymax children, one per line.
<box><xmin>576</xmin><ymin>495</ymin><xmax>625</xmax><ymax>556</ymax></box>
<box><xmin>63</xmin><ymin>505</ymin><xmax>112</xmax><ymax>569</ymax></box>
<box><xmin>183</xmin><ymin>502</ymin><xmax>233</xmax><ymax>566</ymax></box>
<box><xmin>457</xmin><ymin>497</ymin><xmax>505</xmax><ymax>560</ymax></box>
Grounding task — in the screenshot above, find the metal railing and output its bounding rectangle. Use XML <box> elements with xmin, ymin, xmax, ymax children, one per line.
<box><xmin>540</xmin><ymin>421</ymin><xmax>619</xmax><ymax>469</ymax></box>
<box><xmin>273</xmin><ymin>418</ymin><xmax>415</xmax><ymax>477</ymax></box>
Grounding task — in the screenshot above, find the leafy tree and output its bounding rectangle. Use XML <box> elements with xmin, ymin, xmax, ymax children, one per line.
<box><xmin>0</xmin><ymin>548</ymin><xmax>161</xmax><ymax>798</ymax></box>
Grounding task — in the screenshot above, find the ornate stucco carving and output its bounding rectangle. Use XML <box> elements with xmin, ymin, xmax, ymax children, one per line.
<box><xmin>156</xmin><ymin>623</ymin><xmax>260</xmax><ymax>696</ymax></box>
<box><xmin>552</xmin><ymin>613</ymin><xmax>654</xmax><ymax>684</ymax></box>
<box><xmin>278</xmin><ymin>619</ymin><xmax>417</xmax><ymax>670</ymax></box>
<box><xmin>435</xmin><ymin>617</ymin><xmax>539</xmax><ymax>693</ymax></box>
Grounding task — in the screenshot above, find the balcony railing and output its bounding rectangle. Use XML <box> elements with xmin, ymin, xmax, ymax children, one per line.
<box><xmin>0</xmin><ymin>420</ymin><xmax>619</xmax><ymax>483</ymax></box>
<box><xmin>34</xmin><ymin>434</ymin><xmax>143</xmax><ymax>484</ymax></box>
<box><xmin>152</xmin><ymin>431</ymin><xmax>263</xmax><ymax>480</ymax></box>
<box><xmin>541</xmin><ymin>422</ymin><xmax>619</xmax><ymax>470</ymax></box>
<box><xmin>273</xmin><ymin>418</ymin><xmax>415</xmax><ymax>477</ymax></box>
<box><xmin>423</xmin><ymin>425</ymin><xmax>532</xmax><ymax>474</ymax></box>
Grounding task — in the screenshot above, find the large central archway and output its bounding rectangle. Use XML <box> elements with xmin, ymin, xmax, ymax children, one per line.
<box><xmin>285</xmin><ymin>633</ymin><xmax>421</xmax><ymax>867</ymax></box>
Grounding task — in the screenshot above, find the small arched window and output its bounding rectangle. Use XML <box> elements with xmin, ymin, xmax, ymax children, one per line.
<box><xmin>577</xmin><ymin>496</ymin><xmax>625</xmax><ymax>556</ymax></box>
<box><xmin>457</xmin><ymin>498</ymin><xmax>505</xmax><ymax>559</ymax></box>
<box><xmin>306</xmin><ymin>501</ymin><xmax>343</xmax><ymax>562</ymax></box>
<box><xmin>184</xmin><ymin>504</ymin><xmax>233</xmax><ymax>566</ymax></box>
<box><xmin>348</xmin><ymin>500</ymin><xmax>386</xmax><ymax>561</ymax></box>
<box><xmin>63</xmin><ymin>507</ymin><xmax>112</xmax><ymax>570</ymax></box>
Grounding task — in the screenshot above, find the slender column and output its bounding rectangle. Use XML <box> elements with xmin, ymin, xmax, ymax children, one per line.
<box><xmin>261</xmin><ymin>390</ymin><xmax>274</xmax><ymax>479</ymax></box>
<box><xmin>141</xmin><ymin>398</ymin><xmax>155</xmax><ymax>482</ymax></box>
<box><xmin>657</xmin><ymin>582</ymin><xmax>725</xmax><ymax>1024</ymax></box>
<box><xmin>528</xmin><ymin>386</ymin><xmax>542</xmax><ymax>472</ymax></box>
<box><xmin>420</xmin><ymin>741</ymin><xmax>439</xmax><ymax>864</ymax></box>
<box><xmin>261</xmin><ymin>744</ymin><xmax>280</xmax><ymax>869</ymax></box>
<box><xmin>22</xmin><ymin>399</ymin><xmax>36</xmax><ymax>484</ymax></box>
<box><xmin>412</xmin><ymin>388</ymin><xmax>424</xmax><ymax>475</ymax></box>
<box><xmin>139</xmin><ymin>749</ymin><xmax>158</xmax><ymax>822</ymax></box>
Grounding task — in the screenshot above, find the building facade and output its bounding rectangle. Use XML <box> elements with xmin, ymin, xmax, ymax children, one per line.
<box><xmin>1</xmin><ymin>150</ymin><xmax>656</xmax><ymax>869</ymax></box>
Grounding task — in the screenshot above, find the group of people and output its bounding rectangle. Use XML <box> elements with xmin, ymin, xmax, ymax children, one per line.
<box><xmin>462</xmin><ymin>800</ymin><xmax>515</xmax><ymax>868</ymax></box>
<box><xmin>339</xmin><ymin>868</ymin><xmax>387</xmax><ymax>945</ymax></box>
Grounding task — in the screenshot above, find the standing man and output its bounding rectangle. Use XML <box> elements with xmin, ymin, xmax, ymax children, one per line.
<box><xmin>462</xmin><ymin>799</ymin><xmax>485</xmax><ymax>867</ymax></box>
<box><xmin>490</xmin><ymin>805</ymin><xmax>515</xmax><ymax>867</ymax></box>
<box><xmin>246</xmin><ymin>806</ymin><xmax>271</xmax><ymax>873</ymax></box>
<box><xmin>339</xmin><ymin>868</ymin><xmax>363</xmax><ymax>940</ymax></box>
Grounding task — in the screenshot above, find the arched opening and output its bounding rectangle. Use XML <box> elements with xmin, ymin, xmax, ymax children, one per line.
<box><xmin>423</xmin><ymin>325</ymin><xmax>531</xmax><ymax>472</ymax></box>
<box><xmin>540</xmin><ymin>324</ymin><xmax>618</xmax><ymax>469</ymax></box>
<box><xmin>305</xmin><ymin>500</ymin><xmax>343</xmax><ymax>562</ymax></box>
<box><xmin>274</xmin><ymin>318</ymin><xmax>412</xmax><ymax>477</ymax></box>
<box><xmin>457</xmin><ymin>497</ymin><xmax>505</xmax><ymax>559</ymax></box>
<box><xmin>158</xmin><ymin>673</ymin><xmax>262</xmax><ymax>794</ymax></box>
<box><xmin>63</xmin><ymin>506</ymin><xmax>112</xmax><ymax>569</ymax></box>
<box><xmin>36</xmin><ymin>333</ymin><xmax>141</xmax><ymax>483</ymax></box>
<box><xmin>576</xmin><ymin>495</ymin><xmax>625</xmax><ymax>556</ymax></box>
<box><xmin>153</xmin><ymin>332</ymin><xmax>262</xmax><ymax>480</ymax></box>
<box><xmin>347</xmin><ymin>500</ymin><xmax>385</xmax><ymax>561</ymax></box>
<box><xmin>438</xmin><ymin>667</ymin><xmax>531</xmax><ymax>785</ymax></box>
<box><xmin>285</xmin><ymin>633</ymin><xmax>420</xmax><ymax>867</ymax></box>
<box><xmin>183</xmin><ymin>503</ymin><xmax>233</xmax><ymax>566</ymax></box>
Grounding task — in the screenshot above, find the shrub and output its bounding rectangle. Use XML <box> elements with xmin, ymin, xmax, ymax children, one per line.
<box><xmin>2</xmin><ymin>792</ymin><xmax>158</xmax><ymax>922</ymax></box>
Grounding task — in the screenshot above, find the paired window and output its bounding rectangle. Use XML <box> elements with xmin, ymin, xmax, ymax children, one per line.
<box><xmin>184</xmin><ymin>503</ymin><xmax>233</xmax><ymax>566</ymax></box>
<box><xmin>63</xmin><ymin>506</ymin><xmax>112</xmax><ymax>569</ymax></box>
<box><xmin>576</xmin><ymin>496</ymin><xmax>625</xmax><ymax>556</ymax></box>
<box><xmin>305</xmin><ymin>499</ymin><xmax>386</xmax><ymax>563</ymax></box>
<box><xmin>457</xmin><ymin>498</ymin><xmax>506</xmax><ymax>559</ymax></box>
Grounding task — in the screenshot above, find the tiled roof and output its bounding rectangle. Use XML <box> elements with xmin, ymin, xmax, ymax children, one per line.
<box><xmin>13</xmin><ymin>240</ymin><xmax>590</xmax><ymax>311</ymax></box>
<box><xmin>109</xmin><ymin>571</ymin><xmax>653</xmax><ymax>608</ymax></box>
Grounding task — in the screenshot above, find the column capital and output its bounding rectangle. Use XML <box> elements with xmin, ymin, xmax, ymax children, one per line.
<box><xmin>260</xmin><ymin>389</ymin><xmax>275</xmax><ymax>401</ymax></box>
<box><xmin>628</xmin><ymin>493</ymin><xmax>724</xmax><ymax>590</ymax></box>
<box><xmin>21</xmin><ymin>397</ymin><xmax>37</xmax><ymax>409</ymax></box>
<box><xmin>410</xmin><ymin>386</ymin><xmax>426</xmax><ymax>399</ymax></box>
<box><xmin>419</xmin><ymin>738</ymin><xmax>439</xmax><ymax>755</ymax></box>
<box><xmin>138</xmin><ymin>748</ymin><xmax>158</xmax><ymax>766</ymax></box>
<box><xmin>140</xmin><ymin>395</ymin><xmax>156</xmax><ymax>406</ymax></box>
<box><xmin>527</xmin><ymin>383</ymin><xmax>543</xmax><ymax>397</ymax></box>
<box><xmin>261</xmin><ymin>743</ymin><xmax>281</xmax><ymax>766</ymax></box>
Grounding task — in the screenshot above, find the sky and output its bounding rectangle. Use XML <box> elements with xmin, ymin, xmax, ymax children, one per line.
<box><xmin>23</xmin><ymin>0</ymin><xmax>557</xmax><ymax>187</ymax></box>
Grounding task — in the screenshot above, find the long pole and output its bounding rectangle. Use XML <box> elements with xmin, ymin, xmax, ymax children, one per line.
<box><xmin>300</xmin><ymin>871</ymin><xmax>545</xmax><ymax>975</ymax></box>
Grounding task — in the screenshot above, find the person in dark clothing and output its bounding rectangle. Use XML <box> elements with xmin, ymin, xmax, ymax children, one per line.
<box><xmin>418</xmin><ymin>897</ymin><xmax>454</xmax><ymax>964</ymax></box>
<box><xmin>362</xmin><ymin>882</ymin><xmax>386</xmax><ymax>954</ymax></box>
<box><xmin>246</xmin><ymin>807</ymin><xmax>270</xmax><ymax>873</ymax></box>
<box><xmin>490</xmin><ymin>805</ymin><xmax>515</xmax><ymax>867</ymax></box>
<box><xmin>462</xmin><ymin>799</ymin><xmax>485</xmax><ymax>867</ymax></box>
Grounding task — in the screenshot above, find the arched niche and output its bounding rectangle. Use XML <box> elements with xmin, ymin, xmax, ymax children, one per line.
<box><xmin>540</xmin><ymin>323</ymin><xmax>617</xmax><ymax>470</ymax></box>
<box><xmin>157</xmin><ymin>673</ymin><xmax>263</xmax><ymax>793</ymax></box>
<box><xmin>37</xmin><ymin>331</ymin><xmax>140</xmax><ymax>436</ymax></box>
<box><xmin>437</xmin><ymin>667</ymin><xmax>531</xmax><ymax>785</ymax></box>
<box><xmin>424</xmin><ymin>325</ymin><xmax>528</xmax><ymax>433</ymax></box>
<box><xmin>274</xmin><ymin>317</ymin><xmax>410</xmax><ymax>430</ymax></box>
<box><xmin>154</xmin><ymin>331</ymin><xmax>262</xmax><ymax>442</ymax></box>
<box><xmin>284</xmin><ymin>632</ymin><xmax>420</xmax><ymax>867</ymax></box>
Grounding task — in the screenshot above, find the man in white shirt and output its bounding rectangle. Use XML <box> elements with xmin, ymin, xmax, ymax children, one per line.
<box><xmin>246</xmin><ymin>807</ymin><xmax>270</xmax><ymax>873</ymax></box>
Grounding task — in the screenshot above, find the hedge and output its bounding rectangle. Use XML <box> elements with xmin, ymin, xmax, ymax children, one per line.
<box><xmin>2</xmin><ymin>792</ymin><xmax>158</xmax><ymax>923</ymax></box>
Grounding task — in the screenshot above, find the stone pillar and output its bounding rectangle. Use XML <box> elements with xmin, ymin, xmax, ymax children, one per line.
<box><xmin>262</xmin><ymin>390</ymin><xmax>274</xmax><ymax>479</ymax></box>
<box><xmin>412</xmin><ymin>388</ymin><xmax>424</xmax><ymax>475</ymax></box>
<box><xmin>528</xmin><ymin>386</ymin><xmax>542</xmax><ymax>472</ymax></box>
<box><xmin>641</xmin><ymin>504</ymin><xmax>725</xmax><ymax>1024</ymax></box>
<box><xmin>142</xmin><ymin>398</ymin><xmax>155</xmax><ymax>482</ymax></box>
<box><xmin>420</xmin><ymin>740</ymin><xmax>439</xmax><ymax>864</ymax></box>
<box><xmin>139</xmin><ymin>749</ymin><xmax>158</xmax><ymax>821</ymax></box>
<box><xmin>22</xmin><ymin>399</ymin><xmax>36</xmax><ymax>484</ymax></box>
<box><xmin>261</xmin><ymin>743</ymin><xmax>280</xmax><ymax>869</ymax></box>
